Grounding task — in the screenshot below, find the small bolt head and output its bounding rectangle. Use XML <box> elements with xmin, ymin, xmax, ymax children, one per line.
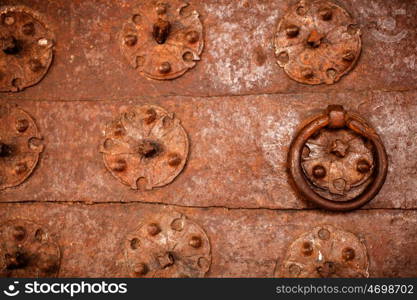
<box><xmin>158</xmin><ymin>62</ymin><xmax>171</xmax><ymax>74</ymax></box>
<box><xmin>186</xmin><ymin>30</ymin><xmax>199</xmax><ymax>43</ymax></box>
<box><xmin>22</xmin><ymin>22</ymin><xmax>35</xmax><ymax>36</ymax></box>
<box><xmin>357</xmin><ymin>160</ymin><xmax>371</xmax><ymax>173</ymax></box>
<box><xmin>168</xmin><ymin>153</ymin><xmax>182</xmax><ymax>167</ymax></box>
<box><xmin>111</xmin><ymin>159</ymin><xmax>127</xmax><ymax>172</ymax></box>
<box><xmin>144</xmin><ymin>108</ymin><xmax>157</xmax><ymax>124</ymax></box>
<box><xmin>14</xmin><ymin>162</ymin><xmax>27</xmax><ymax>175</ymax></box>
<box><xmin>124</xmin><ymin>35</ymin><xmax>137</xmax><ymax>47</ymax></box>
<box><xmin>289</xmin><ymin>263</ymin><xmax>301</xmax><ymax>276</ymax></box>
<box><xmin>342</xmin><ymin>247</ymin><xmax>355</xmax><ymax>261</ymax></box>
<box><xmin>285</xmin><ymin>25</ymin><xmax>299</xmax><ymax>38</ymax></box>
<box><xmin>4</xmin><ymin>16</ymin><xmax>15</xmax><ymax>25</ymax></box>
<box><xmin>302</xmin><ymin>68</ymin><xmax>314</xmax><ymax>79</ymax></box>
<box><xmin>343</xmin><ymin>51</ymin><xmax>355</xmax><ymax>62</ymax></box>
<box><xmin>156</xmin><ymin>3</ymin><xmax>167</xmax><ymax>15</ymax></box>
<box><xmin>16</xmin><ymin>118</ymin><xmax>29</xmax><ymax>133</ymax></box>
<box><xmin>301</xmin><ymin>241</ymin><xmax>313</xmax><ymax>256</ymax></box>
<box><xmin>318</xmin><ymin>228</ymin><xmax>330</xmax><ymax>240</ymax></box>
<box><xmin>134</xmin><ymin>262</ymin><xmax>148</xmax><ymax>276</ymax></box>
<box><xmin>29</xmin><ymin>59</ymin><xmax>43</xmax><ymax>72</ymax></box>
<box><xmin>147</xmin><ymin>223</ymin><xmax>161</xmax><ymax>236</ymax></box>
<box><xmin>189</xmin><ymin>236</ymin><xmax>202</xmax><ymax>248</ymax></box>
<box><xmin>319</xmin><ymin>8</ymin><xmax>332</xmax><ymax>21</ymax></box>
<box><xmin>312</xmin><ymin>165</ymin><xmax>326</xmax><ymax>179</ymax></box>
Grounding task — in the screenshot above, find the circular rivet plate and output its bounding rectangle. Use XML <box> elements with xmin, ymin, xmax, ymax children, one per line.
<box><xmin>277</xmin><ymin>225</ymin><xmax>368</xmax><ymax>278</ymax></box>
<box><xmin>0</xmin><ymin>219</ymin><xmax>61</xmax><ymax>277</ymax></box>
<box><xmin>125</xmin><ymin>212</ymin><xmax>211</xmax><ymax>278</ymax></box>
<box><xmin>302</xmin><ymin>127</ymin><xmax>374</xmax><ymax>202</ymax></box>
<box><xmin>120</xmin><ymin>0</ymin><xmax>204</xmax><ymax>80</ymax></box>
<box><xmin>100</xmin><ymin>105</ymin><xmax>189</xmax><ymax>190</ymax></box>
<box><xmin>0</xmin><ymin>6</ymin><xmax>54</xmax><ymax>92</ymax></box>
<box><xmin>0</xmin><ymin>104</ymin><xmax>44</xmax><ymax>190</ymax></box>
<box><xmin>274</xmin><ymin>0</ymin><xmax>361</xmax><ymax>84</ymax></box>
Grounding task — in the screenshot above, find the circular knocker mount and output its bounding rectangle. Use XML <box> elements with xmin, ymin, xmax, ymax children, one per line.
<box><xmin>288</xmin><ymin>105</ymin><xmax>388</xmax><ymax>211</ymax></box>
<box><xmin>274</xmin><ymin>0</ymin><xmax>361</xmax><ymax>85</ymax></box>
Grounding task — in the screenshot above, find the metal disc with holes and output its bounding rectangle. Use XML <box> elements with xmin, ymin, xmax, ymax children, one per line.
<box><xmin>277</xmin><ymin>225</ymin><xmax>369</xmax><ymax>278</ymax></box>
<box><xmin>0</xmin><ymin>219</ymin><xmax>61</xmax><ymax>277</ymax></box>
<box><xmin>274</xmin><ymin>0</ymin><xmax>361</xmax><ymax>85</ymax></box>
<box><xmin>301</xmin><ymin>127</ymin><xmax>375</xmax><ymax>202</ymax></box>
<box><xmin>0</xmin><ymin>6</ymin><xmax>54</xmax><ymax>92</ymax></box>
<box><xmin>0</xmin><ymin>104</ymin><xmax>44</xmax><ymax>190</ymax></box>
<box><xmin>100</xmin><ymin>105</ymin><xmax>189</xmax><ymax>190</ymax></box>
<box><xmin>125</xmin><ymin>212</ymin><xmax>211</xmax><ymax>278</ymax></box>
<box><xmin>120</xmin><ymin>0</ymin><xmax>204</xmax><ymax>80</ymax></box>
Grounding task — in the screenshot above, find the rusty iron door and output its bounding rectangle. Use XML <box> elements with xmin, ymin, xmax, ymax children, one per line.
<box><xmin>0</xmin><ymin>0</ymin><xmax>416</xmax><ymax>278</ymax></box>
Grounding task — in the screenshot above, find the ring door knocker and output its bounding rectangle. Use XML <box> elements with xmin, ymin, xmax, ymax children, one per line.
<box><xmin>288</xmin><ymin>105</ymin><xmax>388</xmax><ymax>211</ymax></box>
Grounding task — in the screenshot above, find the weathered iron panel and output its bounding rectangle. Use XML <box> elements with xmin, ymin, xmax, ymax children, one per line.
<box><xmin>0</xmin><ymin>91</ymin><xmax>415</xmax><ymax>209</ymax></box>
<box><xmin>0</xmin><ymin>203</ymin><xmax>416</xmax><ymax>277</ymax></box>
<box><xmin>0</xmin><ymin>0</ymin><xmax>416</xmax><ymax>100</ymax></box>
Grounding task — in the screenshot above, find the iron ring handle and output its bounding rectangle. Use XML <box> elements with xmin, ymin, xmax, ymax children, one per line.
<box><xmin>288</xmin><ymin>107</ymin><xmax>388</xmax><ymax>211</ymax></box>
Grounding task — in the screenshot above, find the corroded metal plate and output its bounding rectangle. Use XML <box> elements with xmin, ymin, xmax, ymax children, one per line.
<box><xmin>0</xmin><ymin>6</ymin><xmax>54</xmax><ymax>92</ymax></box>
<box><xmin>120</xmin><ymin>0</ymin><xmax>204</xmax><ymax>80</ymax></box>
<box><xmin>0</xmin><ymin>219</ymin><xmax>61</xmax><ymax>277</ymax></box>
<box><xmin>125</xmin><ymin>211</ymin><xmax>211</xmax><ymax>278</ymax></box>
<box><xmin>277</xmin><ymin>225</ymin><xmax>369</xmax><ymax>278</ymax></box>
<box><xmin>0</xmin><ymin>104</ymin><xmax>43</xmax><ymax>190</ymax></box>
<box><xmin>100</xmin><ymin>104</ymin><xmax>189</xmax><ymax>190</ymax></box>
<box><xmin>275</xmin><ymin>0</ymin><xmax>361</xmax><ymax>85</ymax></box>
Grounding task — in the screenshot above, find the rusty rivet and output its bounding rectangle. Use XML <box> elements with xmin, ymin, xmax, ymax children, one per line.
<box><xmin>14</xmin><ymin>162</ymin><xmax>27</xmax><ymax>175</ymax></box>
<box><xmin>22</xmin><ymin>22</ymin><xmax>35</xmax><ymax>36</ymax></box>
<box><xmin>277</xmin><ymin>51</ymin><xmax>289</xmax><ymax>64</ymax></box>
<box><xmin>343</xmin><ymin>51</ymin><xmax>355</xmax><ymax>62</ymax></box>
<box><xmin>168</xmin><ymin>153</ymin><xmax>182</xmax><ymax>167</ymax></box>
<box><xmin>138</xmin><ymin>139</ymin><xmax>159</xmax><ymax>158</ymax></box>
<box><xmin>29</xmin><ymin>59</ymin><xmax>43</xmax><ymax>73</ymax></box>
<box><xmin>319</xmin><ymin>8</ymin><xmax>332</xmax><ymax>21</ymax></box>
<box><xmin>186</xmin><ymin>30</ymin><xmax>199</xmax><ymax>43</ymax></box>
<box><xmin>16</xmin><ymin>118</ymin><xmax>29</xmax><ymax>133</ymax></box>
<box><xmin>124</xmin><ymin>34</ymin><xmax>137</xmax><ymax>47</ymax></box>
<box><xmin>2</xmin><ymin>36</ymin><xmax>20</xmax><ymax>55</ymax></box>
<box><xmin>134</xmin><ymin>262</ymin><xmax>148</xmax><ymax>276</ymax></box>
<box><xmin>189</xmin><ymin>236</ymin><xmax>202</xmax><ymax>249</ymax></box>
<box><xmin>357</xmin><ymin>160</ymin><xmax>371</xmax><ymax>173</ymax></box>
<box><xmin>153</xmin><ymin>18</ymin><xmax>171</xmax><ymax>44</ymax></box>
<box><xmin>318</xmin><ymin>228</ymin><xmax>330</xmax><ymax>240</ymax></box>
<box><xmin>147</xmin><ymin>223</ymin><xmax>161</xmax><ymax>236</ymax></box>
<box><xmin>312</xmin><ymin>165</ymin><xmax>326</xmax><ymax>179</ymax></box>
<box><xmin>302</xmin><ymin>68</ymin><xmax>314</xmax><ymax>79</ymax></box>
<box><xmin>13</xmin><ymin>226</ymin><xmax>26</xmax><ymax>241</ymax></box>
<box><xmin>158</xmin><ymin>62</ymin><xmax>171</xmax><ymax>74</ymax></box>
<box><xmin>301</xmin><ymin>241</ymin><xmax>313</xmax><ymax>256</ymax></box>
<box><xmin>130</xmin><ymin>238</ymin><xmax>140</xmax><ymax>250</ymax></box>
<box><xmin>286</xmin><ymin>25</ymin><xmax>299</xmax><ymax>38</ymax></box>
<box><xmin>342</xmin><ymin>247</ymin><xmax>355</xmax><ymax>261</ymax></box>
<box><xmin>289</xmin><ymin>263</ymin><xmax>301</xmax><ymax>276</ymax></box>
<box><xmin>4</xmin><ymin>16</ymin><xmax>15</xmax><ymax>25</ymax></box>
<box><xmin>111</xmin><ymin>159</ymin><xmax>127</xmax><ymax>172</ymax></box>
<box><xmin>144</xmin><ymin>108</ymin><xmax>157</xmax><ymax>124</ymax></box>
<box><xmin>156</xmin><ymin>3</ymin><xmax>167</xmax><ymax>15</ymax></box>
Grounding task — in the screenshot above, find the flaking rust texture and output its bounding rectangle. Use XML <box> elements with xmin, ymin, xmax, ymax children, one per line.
<box><xmin>0</xmin><ymin>203</ymin><xmax>417</xmax><ymax>277</ymax></box>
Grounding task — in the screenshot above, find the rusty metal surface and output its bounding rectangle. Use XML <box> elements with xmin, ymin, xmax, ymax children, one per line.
<box><xmin>0</xmin><ymin>6</ymin><xmax>54</xmax><ymax>92</ymax></box>
<box><xmin>0</xmin><ymin>203</ymin><xmax>416</xmax><ymax>277</ymax></box>
<box><xmin>0</xmin><ymin>0</ymin><xmax>415</xmax><ymax>100</ymax></box>
<box><xmin>0</xmin><ymin>91</ymin><xmax>415</xmax><ymax>209</ymax></box>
